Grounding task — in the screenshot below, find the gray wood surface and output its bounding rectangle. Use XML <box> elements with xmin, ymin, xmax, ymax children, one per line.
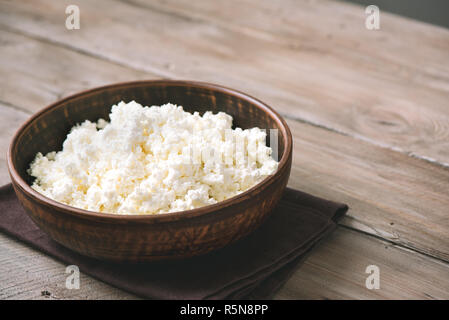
<box><xmin>0</xmin><ymin>0</ymin><xmax>448</xmax><ymax>299</ymax></box>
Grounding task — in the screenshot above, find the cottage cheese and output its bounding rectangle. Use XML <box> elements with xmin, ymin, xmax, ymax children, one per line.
<box><xmin>28</xmin><ymin>101</ymin><xmax>278</xmax><ymax>215</ymax></box>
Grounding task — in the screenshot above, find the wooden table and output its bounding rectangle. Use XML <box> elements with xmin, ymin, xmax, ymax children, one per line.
<box><xmin>0</xmin><ymin>0</ymin><xmax>448</xmax><ymax>300</ymax></box>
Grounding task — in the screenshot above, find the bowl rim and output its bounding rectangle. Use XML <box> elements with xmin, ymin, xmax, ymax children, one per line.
<box><xmin>7</xmin><ymin>80</ymin><xmax>292</xmax><ymax>222</ymax></box>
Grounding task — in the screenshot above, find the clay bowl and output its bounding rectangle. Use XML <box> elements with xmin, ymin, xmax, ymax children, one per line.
<box><xmin>7</xmin><ymin>80</ymin><xmax>292</xmax><ymax>262</ymax></box>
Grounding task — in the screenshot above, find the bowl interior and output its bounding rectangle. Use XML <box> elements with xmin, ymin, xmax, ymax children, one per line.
<box><xmin>12</xmin><ymin>81</ymin><xmax>287</xmax><ymax>187</ymax></box>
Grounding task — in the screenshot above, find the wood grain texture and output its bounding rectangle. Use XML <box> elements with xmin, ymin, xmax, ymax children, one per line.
<box><xmin>1</xmin><ymin>0</ymin><xmax>449</xmax><ymax>164</ymax></box>
<box><xmin>0</xmin><ymin>103</ymin><xmax>30</xmax><ymax>185</ymax></box>
<box><xmin>276</xmin><ymin>227</ymin><xmax>449</xmax><ymax>300</ymax></box>
<box><xmin>0</xmin><ymin>103</ymin><xmax>30</xmax><ymax>157</ymax></box>
<box><xmin>0</xmin><ymin>2</ymin><xmax>447</xmax><ymax>262</ymax></box>
<box><xmin>286</xmin><ymin>118</ymin><xmax>449</xmax><ymax>262</ymax></box>
<box><xmin>0</xmin><ymin>28</ymin><xmax>152</xmax><ymax>113</ymax></box>
<box><xmin>0</xmin><ymin>233</ymin><xmax>138</xmax><ymax>300</ymax></box>
<box><xmin>0</xmin><ymin>160</ymin><xmax>10</xmax><ymax>186</ymax></box>
<box><xmin>0</xmin><ymin>0</ymin><xmax>448</xmax><ymax>299</ymax></box>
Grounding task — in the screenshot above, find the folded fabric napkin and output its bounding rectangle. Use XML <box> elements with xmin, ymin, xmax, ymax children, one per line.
<box><xmin>0</xmin><ymin>184</ymin><xmax>347</xmax><ymax>299</ymax></box>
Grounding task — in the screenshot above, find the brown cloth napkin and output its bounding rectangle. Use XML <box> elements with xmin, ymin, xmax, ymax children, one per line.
<box><xmin>0</xmin><ymin>183</ymin><xmax>347</xmax><ymax>299</ymax></box>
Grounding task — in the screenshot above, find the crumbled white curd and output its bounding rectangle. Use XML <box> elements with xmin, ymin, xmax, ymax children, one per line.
<box><xmin>28</xmin><ymin>101</ymin><xmax>278</xmax><ymax>214</ymax></box>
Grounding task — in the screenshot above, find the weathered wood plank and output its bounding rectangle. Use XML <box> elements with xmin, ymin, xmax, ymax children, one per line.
<box><xmin>0</xmin><ymin>29</ymin><xmax>152</xmax><ymax>113</ymax></box>
<box><xmin>119</xmin><ymin>0</ymin><xmax>449</xmax><ymax>167</ymax></box>
<box><xmin>276</xmin><ymin>227</ymin><xmax>449</xmax><ymax>300</ymax></box>
<box><xmin>0</xmin><ymin>103</ymin><xmax>30</xmax><ymax>185</ymax></box>
<box><xmin>1</xmin><ymin>0</ymin><xmax>449</xmax><ymax>165</ymax></box>
<box><xmin>0</xmin><ymin>103</ymin><xmax>30</xmax><ymax>153</ymax></box>
<box><xmin>286</xmin><ymin>117</ymin><xmax>449</xmax><ymax>262</ymax></box>
<box><xmin>0</xmin><ymin>233</ymin><xmax>138</xmax><ymax>299</ymax></box>
<box><xmin>0</xmin><ymin>0</ymin><xmax>448</xmax><ymax>299</ymax></box>
<box><xmin>0</xmin><ymin>159</ymin><xmax>10</xmax><ymax>186</ymax></box>
<box><xmin>147</xmin><ymin>0</ymin><xmax>449</xmax><ymax>81</ymax></box>
<box><xmin>0</xmin><ymin>26</ymin><xmax>448</xmax><ymax>261</ymax></box>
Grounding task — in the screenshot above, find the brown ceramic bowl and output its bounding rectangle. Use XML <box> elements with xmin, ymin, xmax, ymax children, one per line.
<box><xmin>7</xmin><ymin>80</ymin><xmax>292</xmax><ymax>262</ymax></box>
